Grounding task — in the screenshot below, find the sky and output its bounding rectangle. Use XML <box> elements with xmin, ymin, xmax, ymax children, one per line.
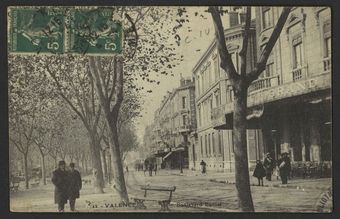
<box><xmin>133</xmin><ymin>7</ymin><xmax>234</xmax><ymax>144</ymax></box>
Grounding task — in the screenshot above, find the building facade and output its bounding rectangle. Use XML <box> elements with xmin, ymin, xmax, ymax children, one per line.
<box><xmin>202</xmin><ymin>7</ymin><xmax>332</xmax><ymax>172</ymax></box>
<box><xmin>144</xmin><ymin>76</ymin><xmax>196</xmax><ymax>169</ymax></box>
<box><xmin>190</xmin><ymin>12</ymin><xmax>260</xmax><ymax>172</ymax></box>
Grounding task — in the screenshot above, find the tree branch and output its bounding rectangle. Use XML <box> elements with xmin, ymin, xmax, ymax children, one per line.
<box><xmin>246</xmin><ymin>7</ymin><xmax>291</xmax><ymax>84</ymax></box>
<box><xmin>239</xmin><ymin>7</ymin><xmax>251</xmax><ymax>77</ymax></box>
<box><xmin>209</xmin><ymin>6</ymin><xmax>239</xmax><ymax>84</ymax></box>
<box><xmin>46</xmin><ymin>65</ymin><xmax>87</xmax><ymax>126</ymax></box>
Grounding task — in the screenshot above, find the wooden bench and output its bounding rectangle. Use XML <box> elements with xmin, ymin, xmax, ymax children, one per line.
<box><xmin>30</xmin><ymin>179</ymin><xmax>40</xmax><ymax>188</ymax></box>
<box><xmin>131</xmin><ymin>185</ymin><xmax>176</xmax><ymax>211</ymax></box>
<box><xmin>10</xmin><ymin>182</ymin><xmax>20</xmax><ymax>192</ymax></box>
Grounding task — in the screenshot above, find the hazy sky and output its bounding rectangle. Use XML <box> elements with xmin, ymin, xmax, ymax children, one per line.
<box><xmin>134</xmin><ymin>7</ymin><xmax>233</xmax><ymax>142</ymax></box>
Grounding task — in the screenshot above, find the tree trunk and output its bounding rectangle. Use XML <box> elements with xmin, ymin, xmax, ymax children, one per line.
<box><xmin>53</xmin><ymin>157</ymin><xmax>57</xmax><ymax>169</ymax></box>
<box><xmin>233</xmin><ymin>86</ymin><xmax>254</xmax><ymax>212</ymax></box>
<box><xmin>85</xmin><ymin>158</ymin><xmax>88</xmax><ymax>174</ymax></box>
<box><xmin>23</xmin><ymin>153</ymin><xmax>29</xmax><ymax>189</ymax></box>
<box><xmin>89</xmin><ymin>134</ymin><xmax>105</xmax><ymax>193</ymax></box>
<box><xmin>41</xmin><ymin>154</ymin><xmax>46</xmax><ymax>185</ymax></box>
<box><xmin>100</xmin><ymin>149</ymin><xmax>108</xmax><ymax>185</ymax></box>
<box><xmin>108</xmin><ymin>120</ymin><xmax>129</xmax><ymax>203</ymax></box>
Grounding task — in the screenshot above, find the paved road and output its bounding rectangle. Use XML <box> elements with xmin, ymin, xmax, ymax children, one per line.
<box><xmin>10</xmin><ymin>169</ymin><xmax>332</xmax><ymax>212</ymax></box>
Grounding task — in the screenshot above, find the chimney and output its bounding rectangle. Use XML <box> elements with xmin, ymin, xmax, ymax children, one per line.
<box><xmin>229</xmin><ymin>11</ymin><xmax>239</xmax><ymax>27</ymax></box>
<box><xmin>239</xmin><ymin>12</ymin><xmax>246</xmax><ymax>24</ymax></box>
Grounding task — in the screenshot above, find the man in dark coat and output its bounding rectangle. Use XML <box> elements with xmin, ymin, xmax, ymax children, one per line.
<box><xmin>263</xmin><ymin>153</ymin><xmax>275</xmax><ymax>181</ymax></box>
<box><xmin>67</xmin><ymin>163</ymin><xmax>82</xmax><ymax>212</ymax></box>
<box><xmin>200</xmin><ymin>160</ymin><xmax>207</xmax><ymax>174</ymax></box>
<box><xmin>278</xmin><ymin>152</ymin><xmax>291</xmax><ymax>184</ymax></box>
<box><xmin>253</xmin><ymin>160</ymin><xmax>266</xmax><ymax>186</ymax></box>
<box><xmin>52</xmin><ymin>160</ymin><xmax>68</xmax><ymax>212</ymax></box>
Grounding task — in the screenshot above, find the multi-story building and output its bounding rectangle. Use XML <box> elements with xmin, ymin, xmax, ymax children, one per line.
<box><xmin>144</xmin><ymin>76</ymin><xmax>196</xmax><ymax>169</ymax></box>
<box><xmin>192</xmin><ymin>7</ymin><xmax>331</xmax><ymax>172</ymax></box>
<box><xmin>190</xmin><ymin>12</ymin><xmax>259</xmax><ymax>172</ymax></box>
<box><xmin>247</xmin><ymin>6</ymin><xmax>332</xmax><ymax>163</ymax></box>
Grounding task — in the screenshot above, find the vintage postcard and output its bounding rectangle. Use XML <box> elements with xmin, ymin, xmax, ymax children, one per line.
<box><xmin>8</xmin><ymin>5</ymin><xmax>332</xmax><ymax>213</ymax></box>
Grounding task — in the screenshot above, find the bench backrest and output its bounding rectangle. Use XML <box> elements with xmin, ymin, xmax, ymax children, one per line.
<box><xmin>140</xmin><ymin>185</ymin><xmax>176</xmax><ymax>200</ymax></box>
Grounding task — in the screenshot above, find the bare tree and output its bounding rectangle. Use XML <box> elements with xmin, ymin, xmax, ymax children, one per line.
<box><xmin>208</xmin><ymin>6</ymin><xmax>291</xmax><ymax>211</ymax></box>
<box><xmin>43</xmin><ymin>55</ymin><xmax>105</xmax><ymax>193</ymax></box>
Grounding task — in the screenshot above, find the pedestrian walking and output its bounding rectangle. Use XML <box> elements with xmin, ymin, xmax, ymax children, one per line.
<box><xmin>143</xmin><ymin>160</ymin><xmax>149</xmax><ymax>176</ymax></box>
<box><xmin>125</xmin><ymin>166</ymin><xmax>129</xmax><ymax>173</ymax></box>
<box><xmin>52</xmin><ymin>161</ymin><xmax>69</xmax><ymax>212</ymax></box>
<box><xmin>263</xmin><ymin>153</ymin><xmax>275</xmax><ymax>181</ymax></box>
<box><xmin>253</xmin><ymin>160</ymin><xmax>266</xmax><ymax>186</ymax></box>
<box><xmin>149</xmin><ymin>162</ymin><xmax>154</xmax><ymax>176</ymax></box>
<box><xmin>200</xmin><ymin>160</ymin><xmax>207</xmax><ymax>174</ymax></box>
<box><xmin>67</xmin><ymin>163</ymin><xmax>82</xmax><ymax>212</ymax></box>
<box><xmin>154</xmin><ymin>164</ymin><xmax>157</xmax><ymax>175</ymax></box>
<box><xmin>278</xmin><ymin>152</ymin><xmax>291</xmax><ymax>184</ymax></box>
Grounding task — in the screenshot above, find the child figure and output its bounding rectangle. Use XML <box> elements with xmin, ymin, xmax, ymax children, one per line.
<box><xmin>253</xmin><ymin>160</ymin><xmax>266</xmax><ymax>186</ymax></box>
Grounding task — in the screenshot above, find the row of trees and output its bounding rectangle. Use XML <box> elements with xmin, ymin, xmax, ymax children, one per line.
<box><xmin>9</xmin><ymin>6</ymin><xmax>181</xmax><ymax>202</ymax></box>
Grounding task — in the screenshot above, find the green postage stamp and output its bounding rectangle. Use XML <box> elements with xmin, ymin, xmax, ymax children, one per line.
<box><xmin>8</xmin><ymin>6</ymin><xmax>123</xmax><ymax>55</ymax></box>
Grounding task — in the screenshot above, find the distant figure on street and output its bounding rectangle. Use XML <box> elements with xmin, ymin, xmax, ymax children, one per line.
<box><xmin>52</xmin><ymin>161</ymin><xmax>68</xmax><ymax>212</ymax></box>
<box><xmin>253</xmin><ymin>160</ymin><xmax>266</xmax><ymax>186</ymax></box>
<box><xmin>67</xmin><ymin>163</ymin><xmax>82</xmax><ymax>212</ymax></box>
<box><xmin>263</xmin><ymin>153</ymin><xmax>275</xmax><ymax>181</ymax></box>
<box><xmin>200</xmin><ymin>160</ymin><xmax>207</xmax><ymax>174</ymax></box>
<box><xmin>125</xmin><ymin>166</ymin><xmax>129</xmax><ymax>173</ymax></box>
<box><xmin>149</xmin><ymin>163</ymin><xmax>154</xmax><ymax>176</ymax></box>
<box><xmin>154</xmin><ymin>164</ymin><xmax>157</xmax><ymax>175</ymax></box>
<box><xmin>143</xmin><ymin>160</ymin><xmax>149</xmax><ymax>176</ymax></box>
<box><xmin>278</xmin><ymin>152</ymin><xmax>291</xmax><ymax>184</ymax></box>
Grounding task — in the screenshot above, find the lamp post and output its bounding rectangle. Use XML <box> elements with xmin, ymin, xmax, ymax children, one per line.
<box><xmin>271</xmin><ymin>130</ymin><xmax>277</xmax><ymax>160</ymax></box>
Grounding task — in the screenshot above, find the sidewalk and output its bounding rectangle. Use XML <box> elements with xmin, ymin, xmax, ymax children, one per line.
<box><xmin>159</xmin><ymin>169</ymin><xmax>331</xmax><ymax>190</ymax></box>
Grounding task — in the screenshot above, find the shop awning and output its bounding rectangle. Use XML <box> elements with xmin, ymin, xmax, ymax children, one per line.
<box><xmin>214</xmin><ymin>105</ymin><xmax>264</xmax><ymax>130</ymax></box>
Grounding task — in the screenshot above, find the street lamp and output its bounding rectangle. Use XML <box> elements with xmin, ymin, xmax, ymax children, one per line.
<box><xmin>271</xmin><ymin>130</ymin><xmax>277</xmax><ymax>160</ymax></box>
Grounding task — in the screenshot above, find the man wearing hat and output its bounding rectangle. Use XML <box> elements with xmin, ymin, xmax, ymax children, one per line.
<box><xmin>263</xmin><ymin>153</ymin><xmax>275</xmax><ymax>181</ymax></box>
<box><xmin>68</xmin><ymin>162</ymin><xmax>82</xmax><ymax>212</ymax></box>
<box><xmin>278</xmin><ymin>152</ymin><xmax>291</xmax><ymax>184</ymax></box>
<box><xmin>52</xmin><ymin>161</ymin><xmax>69</xmax><ymax>212</ymax></box>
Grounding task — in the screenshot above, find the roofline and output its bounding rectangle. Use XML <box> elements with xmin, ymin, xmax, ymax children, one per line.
<box><xmin>192</xmin><ymin>21</ymin><xmax>256</xmax><ymax>75</ymax></box>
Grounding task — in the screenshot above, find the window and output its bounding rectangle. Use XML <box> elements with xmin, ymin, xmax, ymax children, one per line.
<box><xmin>214</xmin><ymin>56</ymin><xmax>219</xmax><ymax>82</ymax></box>
<box><xmin>323</xmin><ymin>20</ymin><xmax>331</xmax><ymax>58</ymax></box>
<box><xmin>205</xmin><ymin>135</ymin><xmax>208</xmax><ymax>156</ymax></box>
<box><xmin>182</xmin><ymin>96</ymin><xmax>186</xmax><ymax>109</ymax></box>
<box><xmin>265</xmin><ymin>62</ymin><xmax>274</xmax><ymax>77</ymax></box>
<box><xmin>292</xmin><ymin>36</ymin><xmax>304</xmax><ymax>69</ymax></box>
<box><xmin>214</xmin><ymin>91</ymin><xmax>220</xmax><ymax>107</ymax></box>
<box><xmin>209</xmin><ymin>97</ymin><xmax>213</xmax><ymax>121</ymax></box>
<box><xmin>259</xmin><ymin>45</ymin><xmax>274</xmax><ymax>78</ymax></box>
<box><xmin>212</xmin><ymin>132</ymin><xmax>215</xmax><ymax>156</ymax></box>
<box><xmin>218</xmin><ymin>131</ymin><xmax>223</xmax><ymax>154</ymax></box>
<box><xmin>208</xmin><ymin>134</ymin><xmax>211</xmax><ymax>156</ymax></box>
<box><xmin>197</xmin><ymin>75</ymin><xmax>200</xmax><ymax>96</ymax></box>
<box><xmin>207</xmin><ymin>64</ymin><xmax>212</xmax><ymax>86</ymax></box>
<box><xmin>200</xmin><ymin>136</ymin><xmax>203</xmax><ymax>156</ymax></box>
<box><xmin>198</xmin><ymin>105</ymin><xmax>202</xmax><ymax>126</ymax></box>
<box><xmin>182</xmin><ymin>115</ymin><xmax>187</xmax><ymax>126</ymax></box>
<box><xmin>262</xmin><ymin>7</ymin><xmax>273</xmax><ymax>29</ymax></box>
<box><xmin>226</xmin><ymin>86</ymin><xmax>234</xmax><ymax>103</ymax></box>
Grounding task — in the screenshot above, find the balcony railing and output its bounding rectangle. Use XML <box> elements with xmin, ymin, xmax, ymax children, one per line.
<box><xmin>249</xmin><ymin>75</ymin><xmax>279</xmax><ymax>93</ymax></box>
<box><xmin>178</xmin><ymin>125</ymin><xmax>192</xmax><ymax>133</ymax></box>
<box><xmin>292</xmin><ymin>66</ymin><xmax>307</xmax><ymax>82</ymax></box>
<box><xmin>323</xmin><ymin>57</ymin><xmax>331</xmax><ymax>72</ymax></box>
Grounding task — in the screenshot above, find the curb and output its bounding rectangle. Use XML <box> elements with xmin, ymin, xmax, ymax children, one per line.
<box><xmin>209</xmin><ymin>179</ymin><xmax>330</xmax><ymax>190</ymax></box>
